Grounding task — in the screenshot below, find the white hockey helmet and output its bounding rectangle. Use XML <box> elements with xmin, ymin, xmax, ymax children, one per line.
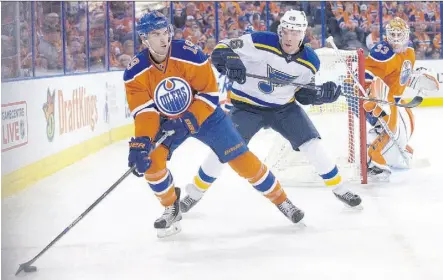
<box><xmin>277</xmin><ymin>10</ymin><xmax>308</xmax><ymax>44</ymax></box>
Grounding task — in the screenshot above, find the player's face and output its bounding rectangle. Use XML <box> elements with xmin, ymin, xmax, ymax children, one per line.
<box><xmin>280</xmin><ymin>28</ymin><xmax>304</xmax><ymax>54</ymax></box>
<box><xmin>387</xmin><ymin>28</ymin><xmax>408</xmax><ymax>53</ymax></box>
<box><xmin>147</xmin><ymin>27</ymin><xmax>171</xmax><ymax>56</ymax></box>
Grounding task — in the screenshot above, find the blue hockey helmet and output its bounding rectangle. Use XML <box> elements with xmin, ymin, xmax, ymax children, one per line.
<box><xmin>136</xmin><ymin>11</ymin><xmax>173</xmax><ymax>38</ymax></box>
<box><xmin>136</xmin><ymin>11</ymin><xmax>174</xmax><ymax>55</ymax></box>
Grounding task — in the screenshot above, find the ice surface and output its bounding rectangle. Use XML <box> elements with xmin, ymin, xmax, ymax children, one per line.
<box><xmin>2</xmin><ymin>108</ymin><xmax>443</xmax><ymax>280</ymax></box>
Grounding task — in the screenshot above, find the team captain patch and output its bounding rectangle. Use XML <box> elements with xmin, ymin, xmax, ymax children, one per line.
<box><xmin>154</xmin><ymin>77</ymin><xmax>193</xmax><ymax>117</ymax></box>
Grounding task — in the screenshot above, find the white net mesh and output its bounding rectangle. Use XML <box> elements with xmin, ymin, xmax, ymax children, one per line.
<box><xmin>264</xmin><ymin>48</ymin><xmax>367</xmax><ymax>186</ymax></box>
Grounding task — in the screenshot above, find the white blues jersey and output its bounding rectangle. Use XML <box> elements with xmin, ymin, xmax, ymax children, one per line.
<box><xmin>218</xmin><ymin>32</ymin><xmax>320</xmax><ymax>108</ymax></box>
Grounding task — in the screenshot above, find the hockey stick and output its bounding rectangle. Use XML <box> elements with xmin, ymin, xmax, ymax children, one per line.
<box><xmin>15</xmin><ymin>130</ymin><xmax>174</xmax><ymax>276</ymax></box>
<box><xmin>245</xmin><ymin>72</ymin><xmax>422</xmax><ymax>108</ymax></box>
<box><xmin>324</xmin><ymin>37</ymin><xmax>414</xmax><ymax>166</ymax></box>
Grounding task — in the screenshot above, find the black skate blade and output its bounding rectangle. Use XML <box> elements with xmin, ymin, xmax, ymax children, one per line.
<box><xmin>343</xmin><ymin>203</ymin><xmax>364</xmax><ymax>211</ymax></box>
<box><xmin>157</xmin><ymin>221</ymin><xmax>182</xmax><ymax>238</ymax></box>
<box><xmin>342</xmin><ymin>202</ymin><xmax>364</xmax><ymax>211</ymax></box>
<box><xmin>16</xmin><ymin>262</ymin><xmax>37</xmax><ymax>275</ymax></box>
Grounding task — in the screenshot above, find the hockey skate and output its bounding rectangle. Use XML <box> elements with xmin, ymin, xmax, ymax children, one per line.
<box><xmin>154</xmin><ymin>187</ymin><xmax>182</xmax><ymax>238</ymax></box>
<box><xmin>180</xmin><ymin>183</ymin><xmax>205</xmax><ymax>213</ymax></box>
<box><xmin>368</xmin><ymin>165</ymin><xmax>391</xmax><ymax>182</ymax></box>
<box><xmin>367</xmin><ymin>161</ymin><xmax>392</xmax><ymax>182</ymax></box>
<box><xmin>276</xmin><ymin>199</ymin><xmax>305</xmax><ymax>224</ymax></box>
<box><xmin>333</xmin><ymin>188</ymin><xmax>362</xmax><ymax>208</ymax></box>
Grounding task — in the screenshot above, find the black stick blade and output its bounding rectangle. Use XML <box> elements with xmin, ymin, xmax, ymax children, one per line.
<box><xmin>400</xmin><ymin>96</ymin><xmax>423</xmax><ymax>108</ymax></box>
<box><xmin>15</xmin><ymin>262</ymin><xmax>37</xmax><ymax>276</ymax></box>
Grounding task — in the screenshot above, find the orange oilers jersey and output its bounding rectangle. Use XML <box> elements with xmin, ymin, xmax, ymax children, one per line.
<box><xmin>364</xmin><ymin>41</ymin><xmax>416</xmax><ymax>102</ymax></box>
<box><xmin>124</xmin><ymin>40</ymin><xmax>219</xmax><ymax>139</ymax></box>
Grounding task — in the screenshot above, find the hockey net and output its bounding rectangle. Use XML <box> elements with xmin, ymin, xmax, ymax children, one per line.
<box><xmin>264</xmin><ymin>47</ymin><xmax>367</xmax><ymax>186</ymax></box>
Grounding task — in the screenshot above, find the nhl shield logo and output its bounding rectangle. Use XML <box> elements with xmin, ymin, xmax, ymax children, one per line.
<box><xmin>154</xmin><ymin>77</ymin><xmax>193</xmax><ymax>117</ymax></box>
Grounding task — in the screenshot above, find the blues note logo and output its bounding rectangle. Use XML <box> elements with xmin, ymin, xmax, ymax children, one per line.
<box><xmin>258</xmin><ymin>64</ymin><xmax>297</xmax><ymax>94</ymax></box>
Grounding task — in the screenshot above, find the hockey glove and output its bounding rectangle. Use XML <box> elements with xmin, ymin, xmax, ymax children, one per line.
<box><xmin>161</xmin><ymin>111</ymin><xmax>200</xmax><ymax>141</ymax></box>
<box><xmin>225</xmin><ymin>52</ymin><xmax>246</xmax><ymax>84</ymax></box>
<box><xmin>128</xmin><ymin>136</ymin><xmax>153</xmax><ymax>177</ymax></box>
<box><xmin>295</xmin><ymin>82</ymin><xmax>341</xmax><ymax>105</ymax></box>
<box><xmin>211</xmin><ymin>48</ymin><xmax>246</xmax><ymax>84</ymax></box>
<box><xmin>317</xmin><ymin>82</ymin><xmax>341</xmax><ymax>104</ymax></box>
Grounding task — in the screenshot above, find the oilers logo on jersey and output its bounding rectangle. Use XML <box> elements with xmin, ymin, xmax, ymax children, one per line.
<box><xmin>400</xmin><ymin>60</ymin><xmax>412</xmax><ymax>86</ymax></box>
<box><xmin>259</xmin><ymin>64</ymin><xmax>298</xmax><ymax>94</ymax></box>
<box><xmin>154</xmin><ymin>77</ymin><xmax>193</xmax><ymax>117</ymax></box>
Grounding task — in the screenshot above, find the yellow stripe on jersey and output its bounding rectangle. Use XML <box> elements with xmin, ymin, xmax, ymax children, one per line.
<box><xmin>296</xmin><ymin>58</ymin><xmax>318</xmax><ymax>73</ymax></box>
<box><xmin>230</xmin><ymin>90</ymin><xmax>296</xmax><ymax>107</ymax></box>
<box><xmin>194</xmin><ymin>175</ymin><xmax>211</xmax><ymax>190</ymax></box>
<box><xmin>324</xmin><ymin>175</ymin><xmax>342</xmax><ymax>186</ymax></box>
<box><xmin>230</xmin><ymin>92</ymin><xmax>262</xmax><ymax>106</ymax></box>
<box><xmin>254</xmin><ymin>43</ymin><xmax>283</xmax><ymax>56</ymax></box>
<box><xmin>214</xmin><ymin>43</ymin><xmax>229</xmax><ymax>49</ymax></box>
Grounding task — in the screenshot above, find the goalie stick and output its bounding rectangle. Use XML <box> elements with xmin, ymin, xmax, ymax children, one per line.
<box><xmin>15</xmin><ymin>130</ymin><xmax>174</xmax><ymax>276</ymax></box>
<box><xmin>245</xmin><ymin>72</ymin><xmax>423</xmax><ymax>109</ymax></box>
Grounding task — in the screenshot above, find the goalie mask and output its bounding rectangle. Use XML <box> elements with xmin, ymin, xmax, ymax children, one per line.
<box><xmin>277</xmin><ymin>10</ymin><xmax>308</xmax><ymax>54</ymax></box>
<box><xmin>385</xmin><ymin>17</ymin><xmax>410</xmax><ymax>53</ymax></box>
<box><xmin>136</xmin><ymin>11</ymin><xmax>174</xmax><ymax>58</ymax></box>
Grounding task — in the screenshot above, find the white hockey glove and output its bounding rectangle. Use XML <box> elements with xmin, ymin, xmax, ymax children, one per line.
<box><xmin>363</xmin><ymin>77</ymin><xmax>391</xmax><ymax>117</ymax></box>
<box><xmin>408</xmin><ymin>67</ymin><xmax>440</xmax><ymax>92</ymax></box>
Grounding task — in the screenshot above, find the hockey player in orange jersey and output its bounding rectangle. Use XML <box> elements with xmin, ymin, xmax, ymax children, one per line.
<box><xmin>125</xmin><ymin>12</ymin><xmax>304</xmax><ymax>238</ymax></box>
<box><xmin>363</xmin><ymin>17</ymin><xmax>438</xmax><ymax>179</ymax></box>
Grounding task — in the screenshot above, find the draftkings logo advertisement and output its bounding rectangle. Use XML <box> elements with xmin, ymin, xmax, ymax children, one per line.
<box><xmin>43</xmin><ymin>88</ymin><xmax>55</xmax><ymax>142</ymax></box>
<box><xmin>43</xmin><ymin>87</ymin><xmax>98</xmax><ymax>142</ymax></box>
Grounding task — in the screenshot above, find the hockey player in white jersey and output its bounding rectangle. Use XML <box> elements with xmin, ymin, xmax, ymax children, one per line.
<box><xmin>180</xmin><ymin>10</ymin><xmax>363</xmax><ymax>214</ymax></box>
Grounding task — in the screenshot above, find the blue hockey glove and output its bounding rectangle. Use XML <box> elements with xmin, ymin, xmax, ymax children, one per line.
<box><xmin>128</xmin><ymin>136</ymin><xmax>153</xmax><ymax>177</ymax></box>
<box><xmin>317</xmin><ymin>82</ymin><xmax>341</xmax><ymax>104</ymax></box>
<box><xmin>161</xmin><ymin>112</ymin><xmax>199</xmax><ymax>141</ymax></box>
<box><xmin>225</xmin><ymin>52</ymin><xmax>246</xmax><ymax>84</ymax></box>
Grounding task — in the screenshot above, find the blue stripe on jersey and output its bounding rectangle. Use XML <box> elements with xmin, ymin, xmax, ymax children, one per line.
<box><xmin>133</xmin><ymin>103</ymin><xmax>158</xmax><ymax>119</ymax></box>
<box><xmin>197</xmin><ymin>93</ymin><xmax>219</xmax><ymax>107</ymax></box>
<box><xmin>320</xmin><ymin>166</ymin><xmax>339</xmax><ymax>180</ymax></box>
<box><xmin>148</xmin><ymin>172</ymin><xmax>173</xmax><ymax>193</ymax></box>
<box><xmin>230</xmin><ymin>88</ymin><xmax>284</xmax><ymax>107</ymax></box>
<box><xmin>123</xmin><ymin>49</ymin><xmax>151</xmax><ymax>82</ymax></box>
<box><xmin>250</xmin><ymin>32</ymin><xmax>281</xmax><ymax>52</ymax></box>
<box><xmin>365</xmin><ymin>71</ymin><xmax>374</xmax><ymax>80</ymax></box>
<box><xmin>198</xmin><ymin>167</ymin><xmax>217</xmax><ymax>184</ymax></box>
<box><xmin>170</xmin><ymin>40</ymin><xmax>208</xmax><ymax>65</ymax></box>
<box><xmin>254</xmin><ymin>171</ymin><xmax>276</xmax><ymax>192</ymax></box>
<box><xmin>299</xmin><ymin>46</ymin><xmax>320</xmax><ymax>73</ymax></box>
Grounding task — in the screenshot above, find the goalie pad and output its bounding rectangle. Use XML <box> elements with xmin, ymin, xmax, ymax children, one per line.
<box><xmin>408</xmin><ymin>67</ymin><xmax>440</xmax><ymax>92</ymax></box>
<box><xmin>367</xmin><ymin>107</ymin><xmax>414</xmax><ymax>169</ymax></box>
<box><xmin>363</xmin><ymin>76</ymin><xmax>391</xmax><ymax>117</ymax></box>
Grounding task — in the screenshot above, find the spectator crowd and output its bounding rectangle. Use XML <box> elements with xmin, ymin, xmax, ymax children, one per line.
<box><xmin>2</xmin><ymin>1</ymin><xmax>441</xmax><ymax>80</ymax></box>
